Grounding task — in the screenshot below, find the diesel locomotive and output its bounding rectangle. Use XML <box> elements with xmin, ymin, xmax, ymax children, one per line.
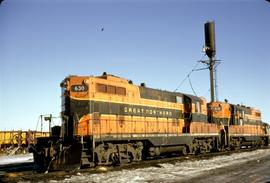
<box><xmin>32</xmin><ymin>22</ymin><xmax>269</xmax><ymax>172</ymax></box>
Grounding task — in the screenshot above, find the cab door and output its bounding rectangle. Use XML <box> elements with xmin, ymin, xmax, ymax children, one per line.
<box><xmin>183</xmin><ymin>95</ymin><xmax>192</xmax><ymax>133</ymax></box>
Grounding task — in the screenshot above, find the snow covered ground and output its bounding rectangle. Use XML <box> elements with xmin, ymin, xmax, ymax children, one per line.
<box><xmin>60</xmin><ymin>149</ymin><xmax>270</xmax><ymax>183</ymax></box>
<box><xmin>0</xmin><ymin>153</ymin><xmax>33</xmax><ymax>166</ymax></box>
<box><xmin>2</xmin><ymin>149</ymin><xmax>270</xmax><ymax>183</ymax></box>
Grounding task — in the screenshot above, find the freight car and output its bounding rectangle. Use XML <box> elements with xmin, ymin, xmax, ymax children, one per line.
<box><xmin>0</xmin><ymin>130</ymin><xmax>49</xmax><ymax>155</ymax></box>
<box><xmin>32</xmin><ymin>21</ymin><xmax>269</xmax><ymax>172</ymax></box>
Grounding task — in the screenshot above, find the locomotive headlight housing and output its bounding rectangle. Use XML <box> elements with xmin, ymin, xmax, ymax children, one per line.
<box><xmin>83</xmin><ymin>79</ymin><xmax>89</xmax><ymax>85</ymax></box>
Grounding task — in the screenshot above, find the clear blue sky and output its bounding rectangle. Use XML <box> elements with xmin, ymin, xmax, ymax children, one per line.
<box><xmin>1</xmin><ymin>0</ymin><xmax>269</xmax><ymax>131</ymax></box>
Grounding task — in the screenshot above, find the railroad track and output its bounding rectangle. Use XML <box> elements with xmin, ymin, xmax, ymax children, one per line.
<box><xmin>1</xmin><ymin>146</ymin><xmax>269</xmax><ymax>183</ymax></box>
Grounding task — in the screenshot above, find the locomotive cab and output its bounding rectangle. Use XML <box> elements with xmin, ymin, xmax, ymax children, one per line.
<box><xmin>32</xmin><ymin>76</ymin><xmax>91</xmax><ymax>172</ymax></box>
<box><xmin>60</xmin><ymin>76</ymin><xmax>91</xmax><ymax>138</ymax></box>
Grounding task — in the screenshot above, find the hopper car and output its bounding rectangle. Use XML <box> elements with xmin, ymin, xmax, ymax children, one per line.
<box><xmin>0</xmin><ymin>130</ymin><xmax>49</xmax><ymax>155</ymax></box>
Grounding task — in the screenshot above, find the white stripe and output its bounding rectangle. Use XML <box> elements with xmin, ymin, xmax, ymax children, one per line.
<box><xmin>70</xmin><ymin>96</ymin><xmax>182</xmax><ymax>110</ymax></box>
<box><xmin>229</xmin><ymin>134</ymin><xmax>268</xmax><ymax>137</ymax></box>
<box><xmin>93</xmin><ymin>133</ymin><xmax>219</xmax><ymax>139</ymax></box>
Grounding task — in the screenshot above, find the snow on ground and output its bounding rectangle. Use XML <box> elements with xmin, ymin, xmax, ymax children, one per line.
<box><xmin>59</xmin><ymin>149</ymin><xmax>270</xmax><ymax>183</ymax></box>
<box><xmin>0</xmin><ymin>154</ymin><xmax>33</xmax><ymax>165</ymax></box>
<box><xmin>2</xmin><ymin>149</ymin><xmax>270</xmax><ymax>183</ymax></box>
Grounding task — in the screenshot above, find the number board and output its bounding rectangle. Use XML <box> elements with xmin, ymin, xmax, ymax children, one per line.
<box><xmin>71</xmin><ymin>85</ymin><xmax>88</xmax><ymax>92</ymax></box>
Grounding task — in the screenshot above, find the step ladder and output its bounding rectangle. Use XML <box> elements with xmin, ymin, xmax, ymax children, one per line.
<box><xmin>81</xmin><ymin>136</ymin><xmax>95</xmax><ymax>167</ymax></box>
